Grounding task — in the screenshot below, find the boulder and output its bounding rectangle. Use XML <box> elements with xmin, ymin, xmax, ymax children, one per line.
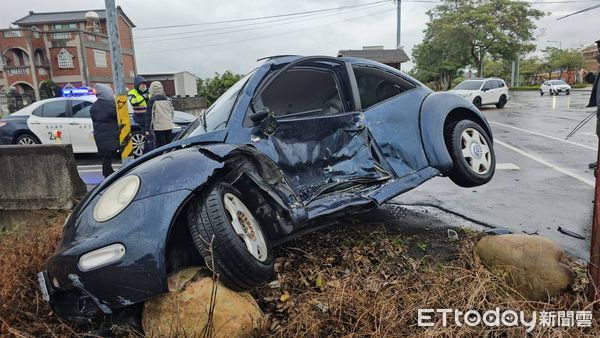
<box><xmin>475</xmin><ymin>234</ymin><xmax>575</xmax><ymax>301</ymax></box>
<box><xmin>142</xmin><ymin>267</ymin><xmax>264</xmax><ymax>337</ymax></box>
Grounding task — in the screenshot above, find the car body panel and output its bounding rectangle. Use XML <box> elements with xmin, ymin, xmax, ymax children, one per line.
<box><xmin>42</xmin><ymin>55</ymin><xmax>495</xmax><ymax>321</ymax></box>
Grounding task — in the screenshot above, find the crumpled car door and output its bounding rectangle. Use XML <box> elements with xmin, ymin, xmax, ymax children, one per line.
<box><xmin>258</xmin><ymin>112</ymin><xmax>390</xmax><ymax>203</ymax></box>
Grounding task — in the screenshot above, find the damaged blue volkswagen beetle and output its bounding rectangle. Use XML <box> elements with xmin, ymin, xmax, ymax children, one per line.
<box><xmin>40</xmin><ymin>56</ymin><xmax>495</xmax><ymax>321</ymax></box>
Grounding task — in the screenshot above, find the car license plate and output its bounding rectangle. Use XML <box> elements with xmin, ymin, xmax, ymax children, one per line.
<box><xmin>38</xmin><ymin>271</ymin><xmax>50</xmax><ymax>301</ymax></box>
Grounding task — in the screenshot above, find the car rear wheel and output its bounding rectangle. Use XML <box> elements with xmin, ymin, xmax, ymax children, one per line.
<box><xmin>566</xmin><ymin>91</ymin><xmax>570</xmax><ymax>95</ymax></box>
<box><xmin>473</xmin><ymin>96</ymin><xmax>482</xmax><ymax>108</ymax></box>
<box><xmin>131</xmin><ymin>131</ymin><xmax>146</xmax><ymax>157</ymax></box>
<box><xmin>446</xmin><ymin>120</ymin><xmax>495</xmax><ymax>187</ymax></box>
<box><xmin>495</xmin><ymin>95</ymin><xmax>507</xmax><ymax>108</ymax></box>
<box><xmin>15</xmin><ymin>133</ymin><xmax>40</xmax><ymax>145</ymax></box>
<box><xmin>187</xmin><ymin>183</ymin><xmax>274</xmax><ymax>290</ymax></box>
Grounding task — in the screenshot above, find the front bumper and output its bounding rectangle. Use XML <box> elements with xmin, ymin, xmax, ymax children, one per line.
<box><xmin>40</xmin><ymin>189</ymin><xmax>191</xmax><ymax>321</ymax></box>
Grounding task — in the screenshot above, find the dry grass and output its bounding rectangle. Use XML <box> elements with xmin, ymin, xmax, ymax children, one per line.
<box><xmin>253</xmin><ymin>221</ymin><xmax>600</xmax><ymax>337</ymax></box>
<box><xmin>1</xmin><ymin>209</ymin><xmax>599</xmax><ymax>337</ymax></box>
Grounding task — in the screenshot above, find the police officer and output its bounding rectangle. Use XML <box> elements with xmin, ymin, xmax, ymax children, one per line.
<box><xmin>128</xmin><ymin>75</ymin><xmax>154</xmax><ymax>153</ymax></box>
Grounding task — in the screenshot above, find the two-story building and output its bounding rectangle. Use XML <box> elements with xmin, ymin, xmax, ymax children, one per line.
<box><xmin>0</xmin><ymin>7</ymin><xmax>136</xmax><ymax>102</ymax></box>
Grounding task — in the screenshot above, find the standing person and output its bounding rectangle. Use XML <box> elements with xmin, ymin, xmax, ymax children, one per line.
<box><xmin>128</xmin><ymin>75</ymin><xmax>155</xmax><ymax>153</ymax></box>
<box><xmin>147</xmin><ymin>81</ymin><xmax>174</xmax><ymax>148</ymax></box>
<box><xmin>90</xmin><ymin>84</ymin><xmax>119</xmax><ymax>178</ymax></box>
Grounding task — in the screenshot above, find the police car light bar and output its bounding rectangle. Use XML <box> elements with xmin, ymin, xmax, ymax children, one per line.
<box><xmin>62</xmin><ymin>87</ymin><xmax>96</xmax><ymax>97</ymax></box>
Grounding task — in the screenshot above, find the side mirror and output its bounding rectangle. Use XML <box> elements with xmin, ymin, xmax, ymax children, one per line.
<box><xmin>250</xmin><ymin>107</ymin><xmax>270</xmax><ymax>125</ymax></box>
<box><xmin>482</xmin><ymin>88</ymin><xmax>488</xmax><ymax>92</ymax></box>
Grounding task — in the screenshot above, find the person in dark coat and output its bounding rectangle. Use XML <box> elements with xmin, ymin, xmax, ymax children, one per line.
<box><xmin>90</xmin><ymin>84</ymin><xmax>119</xmax><ymax>178</ymax></box>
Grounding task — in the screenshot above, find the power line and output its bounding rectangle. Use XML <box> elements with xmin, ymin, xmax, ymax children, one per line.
<box><xmin>135</xmin><ymin>0</ymin><xmax>391</xmax><ymax>31</ymax></box>
<box><xmin>134</xmin><ymin>2</ymin><xmax>388</xmax><ymax>40</ymax></box>
<box><xmin>137</xmin><ymin>9</ymin><xmax>393</xmax><ymax>53</ymax></box>
<box><xmin>556</xmin><ymin>3</ymin><xmax>600</xmax><ymax>19</ymax></box>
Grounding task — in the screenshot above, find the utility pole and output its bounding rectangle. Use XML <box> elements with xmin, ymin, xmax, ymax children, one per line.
<box><xmin>589</xmin><ymin>39</ymin><xmax>600</xmax><ymax>303</ymax></box>
<box><xmin>396</xmin><ymin>0</ymin><xmax>401</xmax><ymax>49</ymax></box>
<box><xmin>104</xmin><ymin>0</ymin><xmax>133</xmax><ymax>163</ymax></box>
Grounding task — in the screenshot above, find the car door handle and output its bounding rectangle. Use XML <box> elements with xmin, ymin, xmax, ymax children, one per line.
<box><xmin>31</xmin><ymin>121</ymin><xmax>40</xmax><ymax>125</ymax></box>
<box><xmin>70</xmin><ymin>122</ymin><xmax>80</xmax><ymax>125</ymax></box>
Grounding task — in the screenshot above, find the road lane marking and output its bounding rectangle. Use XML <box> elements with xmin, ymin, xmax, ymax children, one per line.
<box><xmin>495</xmin><ymin>140</ymin><xmax>594</xmax><ymax>187</ymax></box>
<box><xmin>496</xmin><ymin>162</ymin><xmax>520</xmax><ymax>170</ymax></box>
<box><xmin>489</xmin><ymin>121</ymin><xmax>597</xmax><ymax>151</ymax></box>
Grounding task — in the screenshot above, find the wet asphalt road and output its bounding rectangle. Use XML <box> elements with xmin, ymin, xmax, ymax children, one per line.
<box><xmin>75</xmin><ymin>90</ymin><xmax>596</xmax><ymax>259</ymax></box>
<box><xmin>394</xmin><ymin>89</ymin><xmax>595</xmax><ymax>259</ymax></box>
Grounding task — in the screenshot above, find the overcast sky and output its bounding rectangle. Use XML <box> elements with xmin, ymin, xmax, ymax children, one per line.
<box><xmin>1</xmin><ymin>0</ymin><xmax>598</xmax><ymax>78</ymax></box>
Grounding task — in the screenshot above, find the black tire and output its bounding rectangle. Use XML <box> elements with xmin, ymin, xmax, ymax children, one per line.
<box><xmin>540</xmin><ymin>90</ymin><xmax>544</xmax><ymax>96</ymax></box>
<box><xmin>15</xmin><ymin>133</ymin><xmax>40</xmax><ymax>145</ymax></box>
<box><xmin>187</xmin><ymin>183</ymin><xmax>274</xmax><ymax>290</ymax></box>
<box><xmin>446</xmin><ymin>120</ymin><xmax>495</xmax><ymax>187</ymax></box>
<box><xmin>566</xmin><ymin>91</ymin><xmax>570</xmax><ymax>95</ymax></box>
<box><xmin>495</xmin><ymin>95</ymin><xmax>507</xmax><ymax>108</ymax></box>
<box><xmin>473</xmin><ymin>96</ymin><xmax>482</xmax><ymax>108</ymax></box>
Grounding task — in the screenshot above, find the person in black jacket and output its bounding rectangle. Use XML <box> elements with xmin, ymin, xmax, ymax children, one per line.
<box><xmin>90</xmin><ymin>84</ymin><xmax>119</xmax><ymax>178</ymax></box>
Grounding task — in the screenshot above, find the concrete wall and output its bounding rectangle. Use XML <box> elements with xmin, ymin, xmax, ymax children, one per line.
<box><xmin>0</xmin><ymin>144</ymin><xmax>86</xmax><ymax>213</ymax></box>
<box><xmin>172</xmin><ymin>96</ymin><xmax>208</xmax><ymax>117</ymax></box>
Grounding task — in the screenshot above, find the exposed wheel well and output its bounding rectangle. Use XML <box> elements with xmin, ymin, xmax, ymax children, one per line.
<box><xmin>12</xmin><ymin>130</ymin><xmax>41</xmax><ymax>144</ymax></box>
<box><xmin>164</xmin><ymin>163</ymin><xmax>289</xmax><ymax>275</ymax></box>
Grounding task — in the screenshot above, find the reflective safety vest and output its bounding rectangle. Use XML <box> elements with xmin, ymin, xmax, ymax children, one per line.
<box><xmin>127</xmin><ymin>88</ymin><xmax>148</xmax><ymax>113</ymax></box>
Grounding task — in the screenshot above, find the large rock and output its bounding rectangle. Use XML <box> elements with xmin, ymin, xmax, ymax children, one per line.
<box><xmin>475</xmin><ymin>234</ymin><xmax>575</xmax><ymax>300</ymax></box>
<box><xmin>143</xmin><ymin>267</ymin><xmax>264</xmax><ymax>337</ymax></box>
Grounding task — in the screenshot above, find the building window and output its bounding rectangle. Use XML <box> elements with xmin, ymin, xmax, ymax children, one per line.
<box><xmin>54</xmin><ymin>23</ymin><xmax>77</xmax><ymax>30</ymax></box>
<box><xmin>52</xmin><ymin>32</ymin><xmax>71</xmax><ymax>40</ymax></box>
<box><xmin>57</xmin><ymin>49</ymin><xmax>74</xmax><ymax>68</ymax></box>
<box><xmin>93</xmin><ymin>50</ymin><xmax>107</xmax><ymax>68</ymax></box>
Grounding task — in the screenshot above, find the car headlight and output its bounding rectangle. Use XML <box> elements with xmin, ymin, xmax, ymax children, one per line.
<box><xmin>93</xmin><ymin>175</ymin><xmax>140</xmax><ymax>222</ymax></box>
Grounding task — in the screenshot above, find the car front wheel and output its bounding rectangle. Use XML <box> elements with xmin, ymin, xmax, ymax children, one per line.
<box><xmin>187</xmin><ymin>183</ymin><xmax>274</xmax><ymax>290</ymax></box>
<box><xmin>446</xmin><ymin>120</ymin><xmax>495</xmax><ymax>187</ymax></box>
<box><xmin>473</xmin><ymin>96</ymin><xmax>482</xmax><ymax>108</ymax></box>
<box><xmin>540</xmin><ymin>89</ymin><xmax>544</xmax><ymax>96</ymax></box>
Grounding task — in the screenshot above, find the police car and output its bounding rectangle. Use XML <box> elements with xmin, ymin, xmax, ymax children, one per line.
<box><xmin>0</xmin><ymin>87</ymin><xmax>196</xmax><ymax>156</ymax></box>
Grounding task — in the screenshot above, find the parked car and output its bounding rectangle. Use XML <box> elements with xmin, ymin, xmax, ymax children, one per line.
<box><xmin>39</xmin><ymin>55</ymin><xmax>496</xmax><ymax>322</ymax></box>
<box><xmin>540</xmin><ymin>80</ymin><xmax>571</xmax><ymax>95</ymax></box>
<box><xmin>0</xmin><ymin>93</ymin><xmax>197</xmax><ymax>157</ymax></box>
<box><xmin>450</xmin><ymin>78</ymin><xmax>509</xmax><ymax>109</ymax></box>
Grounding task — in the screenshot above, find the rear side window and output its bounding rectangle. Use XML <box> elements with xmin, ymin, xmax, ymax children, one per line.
<box><xmin>496</xmin><ymin>80</ymin><xmax>505</xmax><ymax>88</ymax></box>
<box><xmin>259</xmin><ymin>68</ymin><xmax>344</xmax><ymax>117</ymax></box>
<box><xmin>41</xmin><ymin>101</ymin><xmax>67</xmax><ymax>118</ymax></box>
<box><xmin>353</xmin><ymin>66</ymin><xmax>416</xmax><ymax>110</ymax></box>
<box><xmin>71</xmin><ymin>100</ymin><xmax>93</xmax><ymax>118</ymax></box>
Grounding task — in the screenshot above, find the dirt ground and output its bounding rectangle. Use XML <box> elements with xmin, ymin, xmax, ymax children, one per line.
<box><xmin>1</xmin><ymin>207</ymin><xmax>598</xmax><ymax>337</ymax></box>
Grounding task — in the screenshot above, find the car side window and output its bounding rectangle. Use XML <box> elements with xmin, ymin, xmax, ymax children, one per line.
<box><xmin>42</xmin><ymin>101</ymin><xmax>67</xmax><ymax>118</ymax></box>
<box><xmin>353</xmin><ymin>66</ymin><xmax>416</xmax><ymax>110</ymax></box>
<box><xmin>71</xmin><ymin>100</ymin><xmax>93</xmax><ymax>118</ymax></box>
<box><xmin>258</xmin><ymin>68</ymin><xmax>344</xmax><ymax>118</ymax></box>
<box><xmin>482</xmin><ymin>81</ymin><xmax>493</xmax><ymax>90</ymax></box>
<box><xmin>497</xmin><ymin>80</ymin><xmax>505</xmax><ymax>88</ymax></box>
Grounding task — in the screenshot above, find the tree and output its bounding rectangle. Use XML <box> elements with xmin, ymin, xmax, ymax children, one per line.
<box><xmin>545</xmin><ymin>47</ymin><xmax>585</xmax><ymax>80</ymax></box>
<box><xmin>197</xmin><ymin>71</ymin><xmax>243</xmax><ymax>105</ymax></box>
<box><xmin>39</xmin><ymin>80</ymin><xmax>61</xmax><ymax>99</ymax></box>
<box><xmin>519</xmin><ymin>57</ymin><xmax>544</xmax><ymax>84</ymax></box>
<box><xmin>415</xmin><ymin>0</ymin><xmax>544</xmax><ymax>78</ymax></box>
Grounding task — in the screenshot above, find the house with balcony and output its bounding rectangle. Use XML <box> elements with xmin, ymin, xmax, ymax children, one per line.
<box><xmin>0</xmin><ymin>7</ymin><xmax>136</xmax><ymax>102</ymax></box>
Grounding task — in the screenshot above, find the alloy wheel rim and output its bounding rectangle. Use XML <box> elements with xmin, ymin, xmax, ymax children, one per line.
<box><xmin>131</xmin><ymin>134</ymin><xmax>145</xmax><ymax>157</ymax></box>
<box><xmin>18</xmin><ymin>137</ymin><xmax>35</xmax><ymax>145</ymax></box>
<box><xmin>460</xmin><ymin>127</ymin><xmax>491</xmax><ymax>175</ymax></box>
<box><xmin>223</xmin><ymin>193</ymin><xmax>268</xmax><ymax>262</ymax></box>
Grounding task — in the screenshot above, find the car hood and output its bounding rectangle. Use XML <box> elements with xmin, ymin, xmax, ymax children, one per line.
<box><xmin>449</xmin><ymin>89</ymin><xmax>477</xmax><ymax>96</ymax></box>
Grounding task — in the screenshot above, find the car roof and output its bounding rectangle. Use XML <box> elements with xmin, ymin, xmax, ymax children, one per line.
<box><xmin>10</xmin><ymin>95</ymin><xmax>96</xmax><ymax>116</ymax></box>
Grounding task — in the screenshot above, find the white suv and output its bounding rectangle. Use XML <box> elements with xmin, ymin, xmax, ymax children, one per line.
<box><xmin>451</xmin><ymin>78</ymin><xmax>509</xmax><ymax>109</ymax></box>
<box><xmin>540</xmin><ymin>80</ymin><xmax>571</xmax><ymax>96</ymax></box>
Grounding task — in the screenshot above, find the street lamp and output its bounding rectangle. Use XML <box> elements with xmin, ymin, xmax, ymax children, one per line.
<box><xmin>547</xmin><ymin>40</ymin><xmax>562</xmax><ymax>49</ymax></box>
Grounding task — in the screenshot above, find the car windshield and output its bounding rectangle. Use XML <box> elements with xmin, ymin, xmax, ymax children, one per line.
<box><xmin>455</xmin><ymin>80</ymin><xmax>483</xmax><ymax>90</ymax></box>
<box><xmin>181</xmin><ymin>70</ymin><xmax>255</xmax><ymax>139</ymax></box>
<box><xmin>550</xmin><ymin>80</ymin><xmax>567</xmax><ymax>85</ymax></box>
